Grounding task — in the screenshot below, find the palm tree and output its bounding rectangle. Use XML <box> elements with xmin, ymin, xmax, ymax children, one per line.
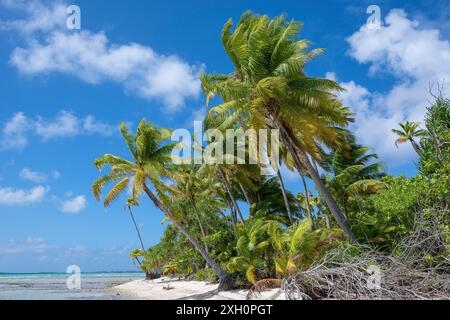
<box><xmin>167</xmin><ymin>166</ymin><xmax>211</xmax><ymax>255</ymax></box>
<box><xmin>126</xmin><ymin>198</ymin><xmax>146</xmax><ymax>253</ymax></box>
<box><xmin>198</xmin><ymin>114</ymin><xmax>261</xmax><ymax>225</ymax></box>
<box><xmin>325</xmin><ymin>137</ymin><xmax>385</xmax><ymax>216</ymax></box>
<box><xmin>250</xmin><ymin>176</ymin><xmax>298</xmax><ymax>225</ymax></box>
<box><xmin>92</xmin><ymin>120</ymin><xmax>234</xmax><ymax>290</ymax></box>
<box><xmin>226</xmin><ymin>219</ymin><xmax>274</xmax><ymax>283</ymax></box>
<box><xmin>392</xmin><ymin>121</ymin><xmax>428</xmax><ymax>155</ymax></box>
<box><xmin>129</xmin><ymin>248</ymin><xmax>144</xmax><ymax>266</ymax></box>
<box><xmin>269</xmin><ymin>219</ymin><xmax>343</xmax><ymax>277</ymax></box>
<box><xmin>201</xmin><ymin>13</ymin><xmax>356</xmax><ymax>241</ymax></box>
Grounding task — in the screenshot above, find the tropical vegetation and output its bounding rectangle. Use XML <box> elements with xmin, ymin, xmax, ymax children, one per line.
<box><xmin>92</xmin><ymin>12</ymin><xmax>449</xmax><ymax>296</ymax></box>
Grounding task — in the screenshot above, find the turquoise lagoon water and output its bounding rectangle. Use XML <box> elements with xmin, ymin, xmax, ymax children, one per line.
<box><xmin>0</xmin><ymin>272</ymin><xmax>145</xmax><ymax>300</ymax></box>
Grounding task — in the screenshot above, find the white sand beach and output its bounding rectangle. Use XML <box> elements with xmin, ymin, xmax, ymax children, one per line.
<box><xmin>113</xmin><ymin>278</ymin><xmax>285</xmax><ymax>300</ymax></box>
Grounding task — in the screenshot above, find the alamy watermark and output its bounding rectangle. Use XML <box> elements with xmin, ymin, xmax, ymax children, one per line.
<box><xmin>66</xmin><ymin>5</ymin><xmax>81</xmax><ymax>30</ymax></box>
<box><xmin>66</xmin><ymin>265</ymin><xmax>81</xmax><ymax>290</ymax></box>
<box><xmin>366</xmin><ymin>5</ymin><xmax>381</xmax><ymax>30</ymax></box>
<box><xmin>171</xmin><ymin>122</ymin><xmax>280</xmax><ymax>175</ymax></box>
<box><xmin>366</xmin><ymin>265</ymin><xmax>382</xmax><ymax>290</ymax></box>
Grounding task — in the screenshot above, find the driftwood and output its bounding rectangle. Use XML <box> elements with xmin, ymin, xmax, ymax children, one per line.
<box><xmin>281</xmin><ymin>215</ymin><xmax>450</xmax><ymax>300</ymax></box>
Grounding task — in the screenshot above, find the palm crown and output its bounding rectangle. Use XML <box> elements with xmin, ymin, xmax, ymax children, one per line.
<box><xmin>92</xmin><ymin>120</ymin><xmax>176</xmax><ymax>208</ymax></box>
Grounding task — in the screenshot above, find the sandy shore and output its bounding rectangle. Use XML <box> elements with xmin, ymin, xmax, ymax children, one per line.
<box><xmin>113</xmin><ymin>278</ymin><xmax>284</xmax><ymax>300</ymax></box>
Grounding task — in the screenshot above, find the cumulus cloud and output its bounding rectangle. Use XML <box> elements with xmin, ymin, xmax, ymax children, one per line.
<box><xmin>19</xmin><ymin>167</ymin><xmax>47</xmax><ymax>183</ymax></box>
<box><xmin>0</xmin><ymin>185</ymin><xmax>48</xmax><ymax>205</ymax></box>
<box><xmin>1</xmin><ymin>0</ymin><xmax>201</xmax><ymax>111</ymax></box>
<box><xmin>0</xmin><ymin>110</ymin><xmax>116</xmax><ymax>149</ymax></box>
<box><xmin>338</xmin><ymin>9</ymin><xmax>450</xmax><ymax>165</ymax></box>
<box><xmin>60</xmin><ymin>195</ymin><xmax>86</xmax><ymax>213</ymax></box>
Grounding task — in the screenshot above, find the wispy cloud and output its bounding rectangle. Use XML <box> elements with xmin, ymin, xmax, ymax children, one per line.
<box><xmin>19</xmin><ymin>167</ymin><xmax>47</xmax><ymax>183</ymax></box>
<box><xmin>1</xmin><ymin>110</ymin><xmax>116</xmax><ymax>150</ymax></box>
<box><xmin>0</xmin><ymin>236</ymin><xmax>59</xmax><ymax>255</ymax></box>
<box><xmin>1</xmin><ymin>0</ymin><xmax>202</xmax><ymax>111</ymax></box>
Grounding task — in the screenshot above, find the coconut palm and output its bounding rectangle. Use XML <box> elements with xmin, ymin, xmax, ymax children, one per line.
<box><xmin>92</xmin><ymin>120</ymin><xmax>234</xmax><ymax>290</ymax></box>
<box><xmin>201</xmin><ymin>13</ymin><xmax>356</xmax><ymax>241</ymax></box>
<box><xmin>126</xmin><ymin>198</ymin><xmax>146</xmax><ymax>253</ymax></box>
<box><xmin>325</xmin><ymin>137</ymin><xmax>386</xmax><ymax>216</ymax></box>
<box><xmin>249</xmin><ymin>176</ymin><xmax>298</xmax><ymax>225</ymax></box>
<box><xmin>166</xmin><ymin>166</ymin><xmax>213</xmax><ymax>255</ymax></box>
<box><xmin>226</xmin><ymin>219</ymin><xmax>275</xmax><ymax>283</ymax></box>
<box><xmin>392</xmin><ymin>121</ymin><xmax>428</xmax><ymax>155</ymax></box>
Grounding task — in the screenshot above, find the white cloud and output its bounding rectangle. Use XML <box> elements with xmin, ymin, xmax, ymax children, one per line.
<box><xmin>60</xmin><ymin>195</ymin><xmax>86</xmax><ymax>213</ymax></box>
<box><xmin>0</xmin><ymin>185</ymin><xmax>48</xmax><ymax>205</ymax></box>
<box><xmin>338</xmin><ymin>9</ymin><xmax>450</xmax><ymax>165</ymax></box>
<box><xmin>0</xmin><ymin>0</ymin><xmax>67</xmax><ymax>35</ymax></box>
<box><xmin>1</xmin><ymin>112</ymin><xmax>29</xmax><ymax>150</ymax></box>
<box><xmin>1</xmin><ymin>110</ymin><xmax>116</xmax><ymax>149</ymax></box>
<box><xmin>19</xmin><ymin>167</ymin><xmax>47</xmax><ymax>183</ymax></box>
<box><xmin>2</xmin><ymin>1</ymin><xmax>201</xmax><ymax>111</ymax></box>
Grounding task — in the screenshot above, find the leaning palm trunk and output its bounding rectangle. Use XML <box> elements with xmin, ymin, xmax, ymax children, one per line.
<box><xmin>219</xmin><ymin>169</ymin><xmax>245</xmax><ymax>224</ymax></box>
<box><xmin>300</xmin><ymin>174</ymin><xmax>315</xmax><ymax>230</ymax></box>
<box><xmin>279</xmin><ymin>125</ymin><xmax>357</xmax><ymax>242</ymax></box>
<box><xmin>276</xmin><ymin>169</ymin><xmax>293</xmax><ymax>224</ymax></box>
<box><xmin>127</xmin><ymin>206</ymin><xmax>146</xmax><ymax>252</ymax></box>
<box><xmin>142</xmin><ymin>184</ymin><xmax>233</xmax><ymax>290</ymax></box>
<box><xmin>410</xmin><ymin>138</ymin><xmax>423</xmax><ymax>156</ymax></box>
<box><xmin>238</xmin><ymin>182</ymin><xmax>252</xmax><ymax>205</ymax></box>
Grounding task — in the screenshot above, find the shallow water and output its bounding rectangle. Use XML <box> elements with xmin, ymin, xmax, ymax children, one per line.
<box><xmin>0</xmin><ymin>272</ymin><xmax>145</xmax><ymax>300</ymax></box>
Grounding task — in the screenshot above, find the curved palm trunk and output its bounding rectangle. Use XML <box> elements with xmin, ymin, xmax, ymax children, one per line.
<box><xmin>127</xmin><ymin>206</ymin><xmax>146</xmax><ymax>252</ymax></box>
<box><xmin>142</xmin><ymin>184</ymin><xmax>234</xmax><ymax>290</ymax></box>
<box><xmin>409</xmin><ymin>138</ymin><xmax>423</xmax><ymax>156</ymax></box>
<box><xmin>219</xmin><ymin>169</ymin><xmax>245</xmax><ymax>224</ymax></box>
<box><xmin>300</xmin><ymin>174</ymin><xmax>315</xmax><ymax>230</ymax></box>
<box><xmin>276</xmin><ymin>169</ymin><xmax>293</xmax><ymax>224</ymax></box>
<box><xmin>279</xmin><ymin>125</ymin><xmax>357</xmax><ymax>242</ymax></box>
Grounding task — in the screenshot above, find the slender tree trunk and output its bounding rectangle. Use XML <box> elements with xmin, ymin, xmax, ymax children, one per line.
<box><xmin>238</xmin><ymin>182</ymin><xmax>252</xmax><ymax>205</ymax></box>
<box><xmin>219</xmin><ymin>169</ymin><xmax>245</xmax><ymax>224</ymax></box>
<box><xmin>279</xmin><ymin>125</ymin><xmax>357</xmax><ymax>242</ymax></box>
<box><xmin>191</xmin><ymin>201</ymin><xmax>209</xmax><ymax>255</ymax></box>
<box><xmin>276</xmin><ymin>169</ymin><xmax>293</xmax><ymax>224</ymax></box>
<box><xmin>128</xmin><ymin>206</ymin><xmax>146</xmax><ymax>252</ymax></box>
<box><xmin>142</xmin><ymin>184</ymin><xmax>234</xmax><ymax>290</ymax></box>
<box><xmin>224</xmin><ymin>196</ymin><xmax>238</xmax><ymax>240</ymax></box>
<box><xmin>136</xmin><ymin>257</ymin><xmax>142</xmax><ymax>266</ymax></box>
<box><xmin>300</xmin><ymin>174</ymin><xmax>315</xmax><ymax>230</ymax></box>
<box><xmin>320</xmin><ymin>207</ymin><xmax>331</xmax><ymax>229</ymax></box>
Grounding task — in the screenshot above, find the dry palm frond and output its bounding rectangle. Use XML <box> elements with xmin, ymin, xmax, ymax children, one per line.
<box><xmin>247</xmin><ymin>278</ymin><xmax>282</xmax><ymax>300</ymax></box>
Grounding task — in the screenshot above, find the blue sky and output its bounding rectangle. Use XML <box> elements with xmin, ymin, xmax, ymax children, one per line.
<box><xmin>0</xmin><ymin>0</ymin><xmax>449</xmax><ymax>273</ymax></box>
